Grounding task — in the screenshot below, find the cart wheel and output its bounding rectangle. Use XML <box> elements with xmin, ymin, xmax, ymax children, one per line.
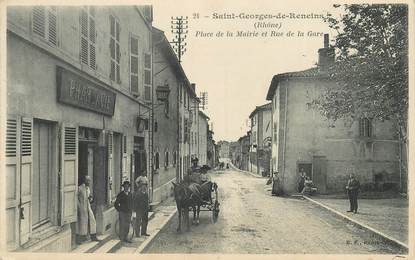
<box><xmin>212</xmin><ymin>201</ymin><xmax>220</xmax><ymax>223</ymax></box>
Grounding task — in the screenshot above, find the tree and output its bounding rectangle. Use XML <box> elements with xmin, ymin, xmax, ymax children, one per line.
<box><xmin>309</xmin><ymin>4</ymin><xmax>409</xmax><ymax>190</ymax></box>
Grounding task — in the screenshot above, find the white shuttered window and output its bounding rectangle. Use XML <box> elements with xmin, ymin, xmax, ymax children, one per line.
<box><xmin>144</xmin><ymin>53</ymin><xmax>152</xmax><ymax>101</ymax></box>
<box><xmin>80</xmin><ymin>6</ymin><xmax>96</xmax><ymax>70</ymax></box>
<box><xmin>32</xmin><ymin>6</ymin><xmax>58</xmax><ymax>46</ymax></box>
<box><xmin>110</xmin><ymin>15</ymin><xmax>121</xmax><ymax>83</ymax></box>
<box><xmin>130</xmin><ymin>35</ymin><xmax>139</xmax><ymax>95</ymax></box>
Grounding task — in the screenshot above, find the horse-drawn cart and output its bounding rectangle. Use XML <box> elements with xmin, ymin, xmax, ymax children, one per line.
<box><xmin>173</xmin><ymin>167</ymin><xmax>221</xmax><ymax>232</ymax></box>
<box><xmin>195</xmin><ymin>180</ymin><xmax>220</xmax><ymax>223</ymax></box>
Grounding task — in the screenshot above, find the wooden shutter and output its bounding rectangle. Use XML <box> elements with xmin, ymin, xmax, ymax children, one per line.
<box><xmin>122</xmin><ymin>135</ymin><xmax>128</xmax><ymax>180</ymax></box>
<box><xmin>80</xmin><ymin>9</ymin><xmax>89</xmax><ymax>65</ymax></box>
<box><xmin>20</xmin><ymin>117</ymin><xmax>33</xmax><ymax>245</ymax></box>
<box><xmin>60</xmin><ymin>124</ymin><xmax>78</xmax><ymax>225</ymax></box>
<box><xmin>89</xmin><ymin>14</ymin><xmax>96</xmax><ymax>69</ymax></box>
<box><xmin>32</xmin><ymin>7</ymin><xmax>46</xmax><ymax>38</ymax></box>
<box><xmin>107</xmin><ymin>132</ymin><xmax>113</xmax><ymax>204</ymax></box>
<box><xmin>5</xmin><ymin>116</ymin><xmax>21</xmax><ymax>250</ymax></box>
<box><xmin>130</xmin><ymin>36</ymin><xmax>139</xmax><ymax>95</ymax></box>
<box><xmin>144</xmin><ymin>53</ymin><xmax>152</xmax><ymax>101</ymax></box>
<box><xmin>48</xmin><ymin>7</ymin><xmax>57</xmax><ymax>45</ymax></box>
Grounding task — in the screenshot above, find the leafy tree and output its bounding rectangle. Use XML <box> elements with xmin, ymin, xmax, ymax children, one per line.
<box><xmin>310</xmin><ymin>4</ymin><xmax>409</xmax><ymax>190</ymax></box>
<box><xmin>310</xmin><ymin>4</ymin><xmax>408</xmax><ymax>146</ymax></box>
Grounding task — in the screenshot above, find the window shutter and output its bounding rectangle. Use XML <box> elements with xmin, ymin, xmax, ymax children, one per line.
<box><xmin>122</xmin><ymin>135</ymin><xmax>128</xmax><ymax>181</ymax></box>
<box><xmin>32</xmin><ymin>7</ymin><xmax>46</xmax><ymax>38</ymax></box>
<box><xmin>80</xmin><ymin>9</ymin><xmax>89</xmax><ymax>65</ymax></box>
<box><xmin>60</xmin><ymin>124</ymin><xmax>78</xmax><ymax>225</ymax></box>
<box><xmin>107</xmin><ymin>132</ymin><xmax>114</xmax><ymax>204</ymax></box>
<box><xmin>20</xmin><ymin>117</ymin><xmax>33</xmax><ymax>244</ymax></box>
<box><xmin>144</xmin><ymin>53</ymin><xmax>152</xmax><ymax>101</ymax></box>
<box><xmin>5</xmin><ymin>116</ymin><xmax>21</xmax><ymax>250</ymax></box>
<box><xmin>48</xmin><ymin>7</ymin><xmax>57</xmax><ymax>45</ymax></box>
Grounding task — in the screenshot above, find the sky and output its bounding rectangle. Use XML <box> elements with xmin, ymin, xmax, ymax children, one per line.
<box><xmin>152</xmin><ymin>1</ymin><xmax>340</xmax><ymax>142</ymax></box>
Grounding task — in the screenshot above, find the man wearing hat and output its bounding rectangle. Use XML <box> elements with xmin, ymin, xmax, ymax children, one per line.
<box><xmin>134</xmin><ymin>172</ymin><xmax>150</xmax><ymax>237</ymax></box>
<box><xmin>114</xmin><ymin>180</ymin><xmax>133</xmax><ymax>243</ymax></box>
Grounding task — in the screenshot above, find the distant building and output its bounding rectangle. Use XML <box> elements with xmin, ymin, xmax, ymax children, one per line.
<box><xmin>218</xmin><ymin>140</ymin><xmax>230</xmax><ymax>159</ymax></box>
<box><xmin>238</xmin><ymin>134</ymin><xmax>251</xmax><ymax>171</ymax></box>
<box><xmin>266</xmin><ymin>34</ymin><xmax>401</xmax><ymax>194</ymax></box>
<box><xmin>248</xmin><ymin>103</ymin><xmax>272</xmax><ymax>176</ymax></box>
<box><xmin>198</xmin><ymin>111</ymin><xmax>210</xmax><ymax>166</ymax></box>
<box><xmin>207</xmin><ymin>129</ymin><xmax>216</xmax><ymax>168</ymax></box>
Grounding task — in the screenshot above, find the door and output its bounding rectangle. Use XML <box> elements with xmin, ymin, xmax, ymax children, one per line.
<box><xmin>312</xmin><ymin>156</ymin><xmax>327</xmax><ymax>194</ymax></box>
<box><xmin>20</xmin><ymin>117</ymin><xmax>33</xmax><ymax>244</ymax></box>
<box><xmin>60</xmin><ymin>124</ymin><xmax>78</xmax><ymax>225</ymax></box>
<box><xmin>5</xmin><ymin>116</ymin><xmax>21</xmax><ymax>250</ymax></box>
<box><xmin>32</xmin><ymin>120</ymin><xmax>53</xmax><ymax>228</ymax></box>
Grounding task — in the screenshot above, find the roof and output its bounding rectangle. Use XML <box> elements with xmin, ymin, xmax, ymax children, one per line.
<box><xmin>198</xmin><ymin>110</ymin><xmax>210</xmax><ymax>120</ymax></box>
<box><xmin>249</xmin><ymin>102</ymin><xmax>272</xmax><ymax>119</ymax></box>
<box><xmin>265</xmin><ymin>67</ymin><xmax>328</xmax><ymax>100</ymax></box>
<box><xmin>152</xmin><ymin>27</ymin><xmax>198</xmax><ymax>99</ymax></box>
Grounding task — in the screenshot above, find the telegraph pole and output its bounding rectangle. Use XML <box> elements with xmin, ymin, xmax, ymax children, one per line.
<box><xmin>171</xmin><ymin>16</ymin><xmax>188</xmax><ymax>62</ymax></box>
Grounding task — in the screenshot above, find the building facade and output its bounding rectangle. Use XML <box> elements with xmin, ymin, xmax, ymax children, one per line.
<box><xmin>266</xmin><ymin>35</ymin><xmax>401</xmax><ymax>194</ymax></box>
<box><xmin>198</xmin><ymin>111</ymin><xmax>209</xmax><ymax>166</ymax></box>
<box><xmin>151</xmin><ymin>27</ymin><xmax>182</xmax><ymax>204</ymax></box>
<box><xmin>6</xmin><ymin>6</ymin><xmax>153</xmax><ymax>251</ymax></box>
<box><xmin>248</xmin><ymin>103</ymin><xmax>272</xmax><ymax>176</ymax></box>
<box><xmin>217</xmin><ymin>140</ymin><xmax>230</xmax><ymax>159</ymax></box>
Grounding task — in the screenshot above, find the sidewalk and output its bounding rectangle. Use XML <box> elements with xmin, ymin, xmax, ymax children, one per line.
<box><xmin>71</xmin><ymin>198</ymin><xmax>177</xmax><ymax>254</ymax></box>
<box><xmin>305</xmin><ymin>195</ymin><xmax>408</xmax><ymax>246</ymax></box>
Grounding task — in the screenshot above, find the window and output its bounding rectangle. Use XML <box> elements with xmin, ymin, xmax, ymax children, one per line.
<box><xmin>155</xmin><ymin>152</ymin><xmax>160</xmax><ymax>170</ymax></box>
<box><xmin>173</xmin><ymin>151</ymin><xmax>177</xmax><ymax>166</ymax></box>
<box><xmin>359</xmin><ymin>118</ymin><xmax>373</xmax><ymax>137</ymax></box>
<box><xmin>165</xmin><ymin>151</ymin><xmax>169</xmax><ymax>167</ymax></box>
<box><xmin>154</xmin><ymin>121</ymin><xmax>158</xmax><ymax>132</ymax></box>
<box><xmin>110</xmin><ymin>15</ymin><xmax>120</xmax><ymax>82</ymax></box>
<box><xmin>130</xmin><ymin>35</ymin><xmax>139</xmax><ymax>95</ymax></box>
<box><xmin>184</xmin><ymin>91</ymin><xmax>187</xmax><ymax>108</ymax></box>
<box><xmin>144</xmin><ymin>53</ymin><xmax>152</xmax><ymax>101</ymax></box>
<box><xmin>80</xmin><ymin>6</ymin><xmax>96</xmax><ymax>69</ymax></box>
<box><xmin>184</xmin><ymin>119</ymin><xmax>188</xmax><ymax>143</ymax></box>
<box><xmin>32</xmin><ymin>6</ymin><xmax>58</xmax><ymax>46</ymax></box>
<box><xmin>179</xmin><ymin>83</ymin><xmax>183</xmax><ymax>103</ymax></box>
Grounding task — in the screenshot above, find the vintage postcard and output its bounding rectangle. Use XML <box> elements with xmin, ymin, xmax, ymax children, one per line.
<box><xmin>0</xmin><ymin>0</ymin><xmax>413</xmax><ymax>259</ymax></box>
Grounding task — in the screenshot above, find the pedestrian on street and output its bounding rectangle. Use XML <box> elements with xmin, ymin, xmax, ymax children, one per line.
<box><xmin>297</xmin><ymin>168</ymin><xmax>306</xmax><ymax>193</ymax></box>
<box><xmin>271</xmin><ymin>172</ymin><xmax>283</xmax><ymax>196</ymax></box>
<box><xmin>346</xmin><ymin>172</ymin><xmax>360</xmax><ymax>214</ymax></box>
<box><xmin>133</xmin><ymin>173</ymin><xmax>150</xmax><ymax>237</ymax></box>
<box><xmin>114</xmin><ymin>181</ymin><xmax>133</xmax><ymax>243</ymax></box>
<box><xmin>76</xmin><ymin>175</ymin><xmax>100</xmax><ymax>244</ymax></box>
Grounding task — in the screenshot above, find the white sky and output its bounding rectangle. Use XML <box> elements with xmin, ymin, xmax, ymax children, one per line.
<box><xmin>152</xmin><ymin>1</ymin><xmax>340</xmax><ymax>142</ymax></box>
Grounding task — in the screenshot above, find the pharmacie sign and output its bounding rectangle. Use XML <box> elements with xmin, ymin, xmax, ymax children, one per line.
<box><xmin>57</xmin><ymin>67</ymin><xmax>116</xmax><ymax>116</ymax></box>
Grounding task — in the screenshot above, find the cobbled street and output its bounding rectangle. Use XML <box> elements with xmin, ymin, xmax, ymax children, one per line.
<box><xmin>145</xmin><ymin>169</ymin><xmax>405</xmax><ymax>254</ymax></box>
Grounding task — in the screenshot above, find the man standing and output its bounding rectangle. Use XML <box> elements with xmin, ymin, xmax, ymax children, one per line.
<box><xmin>297</xmin><ymin>168</ymin><xmax>306</xmax><ymax>193</ymax></box>
<box><xmin>76</xmin><ymin>175</ymin><xmax>100</xmax><ymax>244</ymax></box>
<box><xmin>346</xmin><ymin>173</ymin><xmax>360</xmax><ymax>213</ymax></box>
<box><xmin>133</xmin><ymin>174</ymin><xmax>150</xmax><ymax>237</ymax></box>
<box><xmin>115</xmin><ymin>181</ymin><xmax>133</xmax><ymax>243</ymax></box>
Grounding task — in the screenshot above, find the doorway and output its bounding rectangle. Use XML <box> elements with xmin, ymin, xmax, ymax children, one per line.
<box><xmin>133</xmin><ymin>137</ymin><xmax>146</xmax><ymax>184</ymax></box>
<box><xmin>32</xmin><ymin>119</ymin><xmax>54</xmax><ymax>229</ymax></box>
<box><xmin>297</xmin><ymin>163</ymin><xmax>312</xmax><ymax>179</ymax></box>
<box><xmin>312</xmin><ymin>156</ymin><xmax>327</xmax><ymax>193</ymax></box>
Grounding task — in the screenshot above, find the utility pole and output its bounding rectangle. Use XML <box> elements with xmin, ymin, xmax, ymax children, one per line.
<box><xmin>171</xmin><ymin>16</ymin><xmax>188</xmax><ymax>62</ymax></box>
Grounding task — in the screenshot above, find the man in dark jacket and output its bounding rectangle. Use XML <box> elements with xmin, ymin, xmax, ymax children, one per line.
<box><xmin>297</xmin><ymin>168</ymin><xmax>306</xmax><ymax>193</ymax></box>
<box><xmin>114</xmin><ymin>181</ymin><xmax>133</xmax><ymax>243</ymax></box>
<box><xmin>133</xmin><ymin>178</ymin><xmax>150</xmax><ymax>237</ymax></box>
<box><xmin>346</xmin><ymin>173</ymin><xmax>360</xmax><ymax>213</ymax></box>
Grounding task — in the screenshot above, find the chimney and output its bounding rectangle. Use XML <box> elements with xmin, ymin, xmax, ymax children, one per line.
<box><xmin>191</xmin><ymin>83</ymin><xmax>196</xmax><ymax>92</ymax></box>
<box><xmin>318</xmin><ymin>34</ymin><xmax>335</xmax><ymax>71</ymax></box>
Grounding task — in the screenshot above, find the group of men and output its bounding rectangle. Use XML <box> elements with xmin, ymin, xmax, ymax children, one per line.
<box><xmin>75</xmin><ymin>173</ymin><xmax>150</xmax><ymax>245</ymax></box>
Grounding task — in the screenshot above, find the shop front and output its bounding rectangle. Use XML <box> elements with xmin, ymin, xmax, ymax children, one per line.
<box><xmin>6</xmin><ymin>62</ymin><xmax>149</xmax><ymax>251</ymax></box>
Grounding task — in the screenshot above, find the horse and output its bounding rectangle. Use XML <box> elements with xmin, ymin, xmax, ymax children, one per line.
<box><xmin>172</xmin><ymin>182</ymin><xmax>203</xmax><ymax>232</ymax></box>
